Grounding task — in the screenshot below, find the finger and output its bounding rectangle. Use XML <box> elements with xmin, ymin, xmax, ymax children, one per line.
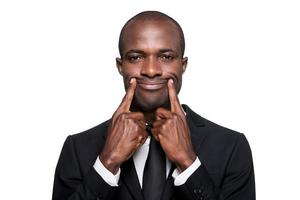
<box><xmin>151</xmin><ymin>127</ymin><xmax>160</xmax><ymax>141</ymax></box>
<box><xmin>135</xmin><ymin>127</ymin><xmax>148</xmax><ymax>146</ymax></box>
<box><xmin>168</xmin><ymin>79</ymin><xmax>184</xmax><ymax>116</ymax></box>
<box><xmin>117</xmin><ymin>78</ymin><xmax>137</xmax><ymax>113</ymax></box>
<box><xmin>152</xmin><ymin>119</ymin><xmax>166</xmax><ymax>128</ymax></box>
<box><xmin>155</xmin><ymin>107</ymin><xmax>173</xmax><ymax>120</ymax></box>
<box><xmin>125</xmin><ymin>112</ymin><xmax>145</xmax><ymax>121</ymax></box>
<box><xmin>136</xmin><ymin>133</ymin><xmax>148</xmax><ymax>148</ymax></box>
<box><xmin>128</xmin><ymin>112</ymin><xmax>146</xmax><ymax>130</ymax></box>
<box><xmin>136</xmin><ymin>120</ymin><xmax>146</xmax><ymax>130</ymax></box>
<box><xmin>140</xmin><ymin>137</ymin><xmax>147</xmax><ymax>145</ymax></box>
<box><xmin>140</xmin><ymin>130</ymin><xmax>149</xmax><ymax>144</ymax></box>
<box><xmin>135</xmin><ymin>135</ymin><xmax>144</xmax><ymax>148</ymax></box>
<box><xmin>121</xmin><ymin>112</ymin><xmax>145</xmax><ymax>131</ymax></box>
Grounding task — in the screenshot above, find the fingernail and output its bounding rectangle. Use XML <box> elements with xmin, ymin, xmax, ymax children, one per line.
<box><xmin>130</xmin><ymin>78</ymin><xmax>136</xmax><ymax>84</ymax></box>
<box><xmin>169</xmin><ymin>79</ymin><xmax>174</xmax><ymax>84</ymax></box>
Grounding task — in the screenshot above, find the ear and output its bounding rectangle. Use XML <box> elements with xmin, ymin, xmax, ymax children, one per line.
<box><xmin>182</xmin><ymin>57</ymin><xmax>188</xmax><ymax>73</ymax></box>
<box><xmin>116</xmin><ymin>57</ymin><xmax>123</xmax><ymax>75</ymax></box>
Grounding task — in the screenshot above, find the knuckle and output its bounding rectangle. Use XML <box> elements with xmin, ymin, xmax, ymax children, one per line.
<box><xmin>136</xmin><ymin>111</ymin><xmax>144</xmax><ymax>116</ymax></box>
<box><xmin>156</xmin><ymin>133</ymin><xmax>161</xmax><ymax>141</ymax></box>
<box><xmin>161</xmin><ymin>123</ymin><xmax>168</xmax><ymax>130</ymax></box>
<box><xmin>172</xmin><ymin>114</ymin><xmax>178</xmax><ymax>120</ymax></box>
<box><xmin>156</xmin><ymin>107</ymin><xmax>163</xmax><ymax>113</ymax></box>
<box><xmin>152</xmin><ymin>121</ymin><xmax>159</xmax><ymax>127</ymax></box>
<box><xmin>137</xmin><ymin>135</ymin><xmax>143</xmax><ymax>140</ymax></box>
<box><xmin>166</xmin><ymin>119</ymin><xmax>173</xmax><ymax>125</ymax></box>
<box><xmin>120</xmin><ymin>113</ymin><xmax>127</xmax><ymax>120</ymax></box>
<box><xmin>130</xmin><ymin>120</ymin><xmax>138</xmax><ymax>127</ymax></box>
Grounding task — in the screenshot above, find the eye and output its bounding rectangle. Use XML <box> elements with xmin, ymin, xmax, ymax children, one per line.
<box><xmin>128</xmin><ymin>54</ymin><xmax>144</xmax><ymax>62</ymax></box>
<box><xmin>159</xmin><ymin>54</ymin><xmax>174</xmax><ymax>61</ymax></box>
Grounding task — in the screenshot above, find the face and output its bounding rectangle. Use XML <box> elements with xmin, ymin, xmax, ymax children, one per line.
<box><xmin>116</xmin><ymin>20</ymin><xmax>187</xmax><ymax>112</ymax></box>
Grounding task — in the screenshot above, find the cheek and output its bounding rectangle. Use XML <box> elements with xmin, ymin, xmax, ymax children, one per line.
<box><xmin>163</xmin><ymin>61</ymin><xmax>183</xmax><ymax>75</ymax></box>
<box><xmin>122</xmin><ymin>69</ymin><xmax>140</xmax><ymax>88</ymax></box>
<box><xmin>164</xmin><ymin>67</ymin><xmax>183</xmax><ymax>90</ymax></box>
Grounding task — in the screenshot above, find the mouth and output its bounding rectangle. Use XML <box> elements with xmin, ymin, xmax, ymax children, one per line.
<box><xmin>137</xmin><ymin>80</ymin><xmax>167</xmax><ymax>91</ymax></box>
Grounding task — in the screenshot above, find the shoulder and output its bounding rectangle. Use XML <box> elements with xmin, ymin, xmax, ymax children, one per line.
<box><xmin>184</xmin><ymin>104</ymin><xmax>249</xmax><ymax>149</ymax></box>
<box><xmin>203</xmin><ymin>117</ymin><xmax>246</xmax><ymax>143</ymax></box>
<box><xmin>184</xmin><ymin>105</ymin><xmax>253</xmax><ymax>172</ymax></box>
<box><xmin>63</xmin><ymin>120</ymin><xmax>110</xmax><ymax>152</ymax></box>
<box><xmin>58</xmin><ymin>120</ymin><xmax>111</xmax><ymax>168</ymax></box>
<box><xmin>71</xmin><ymin>120</ymin><xmax>110</xmax><ymax>140</ymax></box>
<box><xmin>201</xmin><ymin>117</ymin><xmax>251</xmax><ymax>157</ymax></box>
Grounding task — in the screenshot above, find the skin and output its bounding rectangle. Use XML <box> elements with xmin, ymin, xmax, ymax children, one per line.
<box><xmin>99</xmin><ymin>19</ymin><xmax>196</xmax><ymax>174</ymax></box>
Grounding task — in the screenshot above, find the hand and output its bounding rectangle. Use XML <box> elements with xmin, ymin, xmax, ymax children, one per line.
<box><xmin>152</xmin><ymin>79</ymin><xmax>196</xmax><ymax>172</ymax></box>
<box><xmin>99</xmin><ymin>78</ymin><xmax>148</xmax><ymax>174</ymax></box>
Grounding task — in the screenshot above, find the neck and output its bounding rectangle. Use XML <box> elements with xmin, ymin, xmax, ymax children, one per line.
<box><xmin>130</xmin><ymin>106</ymin><xmax>157</xmax><ymax>124</ymax></box>
<box><xmin>130</xmin><ymin>103</ymin><xmax>171</xmax><ymax>125</ymax></box>
<box><xmin>143</xmin><ymin>112</ymin><xmax>156</xmax><ymax>125</ymax></box>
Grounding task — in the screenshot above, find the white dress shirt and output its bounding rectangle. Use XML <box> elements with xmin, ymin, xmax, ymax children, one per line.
<box><xmin>93</xmin><ymin>136</ymin><xmax>201</xmax><ymax>187</ymax></box>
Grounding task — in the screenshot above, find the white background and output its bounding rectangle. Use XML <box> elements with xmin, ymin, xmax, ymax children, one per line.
<box><xmin>0</xmin><ymin>0</ymin><xmax>299</xmax><ymax>199</ymax></box>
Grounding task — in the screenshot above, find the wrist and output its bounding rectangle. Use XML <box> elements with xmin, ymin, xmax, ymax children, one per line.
<box><xmin>99</xmin><ymin>153</ymin><xmax>120</xmax><ymax>175</ymax></box>
<box><xmin>175</xmin><ymin>153</ymin><xmax>196</xmax><ymax>172</ymax></box>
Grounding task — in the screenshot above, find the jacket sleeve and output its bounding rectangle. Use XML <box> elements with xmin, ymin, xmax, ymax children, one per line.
<box><xmin>174</xmin><ymin>134</ymin><xmax>255</xmax><ymax>200</ymax></box>
<box><xmin>52</xmin><ymin>136</ymin><xmax>118</xmax><ymax>200</ymax></box>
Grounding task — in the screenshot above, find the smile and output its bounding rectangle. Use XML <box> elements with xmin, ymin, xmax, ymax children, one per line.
<box><xmin>137</xmin><ymin>80</ymin><xmax>167</xmax><ymax>91</ymax></box>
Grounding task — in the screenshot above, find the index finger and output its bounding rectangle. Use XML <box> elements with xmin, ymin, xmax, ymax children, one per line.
<box><xmin>117</xmin><ymin>78</ymin><xmax>137</xmax><ymax>112</ymax></box>
<box><xmin>168</xmin><ymin>79</ymin><xmax>184</xmax><ymax>116</ymax></box>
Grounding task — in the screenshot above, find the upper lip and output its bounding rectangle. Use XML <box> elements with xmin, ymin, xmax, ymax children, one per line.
<box><xmin>137</xmin><ymin>79</ymin><xmax>167</xmax><ymax>85</ymax></box>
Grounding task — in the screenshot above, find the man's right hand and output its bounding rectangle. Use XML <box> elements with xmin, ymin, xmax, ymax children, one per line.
<box><xmin>99</xmin><ymin>78</ymin><xmax>148</xmax><ymax>174</ymax></box>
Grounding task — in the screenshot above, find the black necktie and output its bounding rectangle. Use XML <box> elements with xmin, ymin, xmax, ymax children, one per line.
<box><xmin>142</xmin><ymin>126</ymin><xmax>166</xmax><ymax>200</ymax></box>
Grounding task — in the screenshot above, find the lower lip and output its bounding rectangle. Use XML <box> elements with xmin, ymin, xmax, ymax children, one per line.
<box><xmin>138</xmin><ymin>83</ymin><xmax>165</xmax><ymax>91</ymax></box>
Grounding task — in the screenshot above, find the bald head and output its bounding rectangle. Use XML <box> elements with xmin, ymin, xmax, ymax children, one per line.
<box><xmin>118</xmin><ymin>11</ymin><xmax>185</xmax><ymax>58</ymax></box>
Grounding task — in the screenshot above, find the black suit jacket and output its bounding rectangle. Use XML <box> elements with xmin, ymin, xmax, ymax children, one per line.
<box><xmin>52</xmin><ymin>105</ymin><xmax>255</xmax><ymax>200</ymax></box>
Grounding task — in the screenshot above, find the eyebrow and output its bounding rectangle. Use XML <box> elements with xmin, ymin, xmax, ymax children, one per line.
<box><xmin>125</xmin><ymin>49</ymin><xmax>145</xmax><ymax>55</ymax></box>
<box><xmin>158</xmin><ymin>49</ymin><xmax>177</xmax><ymax>54</ymax></box>
<box><xmin>125</xmin><ymin>48</ymin><xmax>178</xmax><ymax>56</ymax></box>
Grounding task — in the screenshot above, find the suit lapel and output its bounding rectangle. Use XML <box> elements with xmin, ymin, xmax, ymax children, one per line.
<box><xmin>161</xmin><ymin>105</ymin><xmax>207</xmax><ymax>200</ymax></box>
<box><xmin>102</xmin><ymin>121</ymin><xmax>144</xmax><ymax>200</ymax></box>
<box><xmin>161</xmin><ymin>164</ymin><xmax>176</xmax><ymax>200</ymax></box>
<box><xmin>183</xmin><ymin>104</ymin><xmax>207</xmax><ymax>153</ymax></box>
<box><xmin>120</xmin><ymin>158</ymin><xmax>144</xmax><ymax>200</ymax></box>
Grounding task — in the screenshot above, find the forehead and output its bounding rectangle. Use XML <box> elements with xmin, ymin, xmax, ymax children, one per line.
<box><xmin>122</xmin><ymin>20</ymin><xmax>181</xmax><ymax>53</ymax></box>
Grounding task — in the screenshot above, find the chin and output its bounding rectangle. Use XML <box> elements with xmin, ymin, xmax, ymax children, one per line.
<box><xmin>132</xmin><ymin>95</ymin><xmax>169</xmax><ymax>112</ymax></box>
<box><xmin>131</xmin><ymin>85</ymin><xmax>170</xmax><ymax>112</ymax></box>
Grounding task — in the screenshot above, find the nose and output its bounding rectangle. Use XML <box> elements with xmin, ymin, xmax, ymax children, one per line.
<box><xmin>140</xmin><ymin>56</ymin><xmax>162</xmax><ymax>78</ymax></box>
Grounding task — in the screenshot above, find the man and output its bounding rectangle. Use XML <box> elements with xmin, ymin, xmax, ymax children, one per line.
<box><xmin>52</xmin><ymin>11</ymin><xmax>255</xmax><ymax>200</ymax></box>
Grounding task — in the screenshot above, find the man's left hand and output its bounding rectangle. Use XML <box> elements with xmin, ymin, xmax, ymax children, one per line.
<box><xmin>152</xmin><ymin>79</ymin><xmax>196</xmax><ymax>172</ymax></box>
